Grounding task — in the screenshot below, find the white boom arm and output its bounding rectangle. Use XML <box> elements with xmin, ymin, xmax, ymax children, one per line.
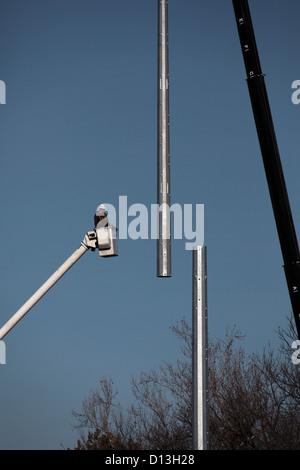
<box><xmin>0</xmin><ymin>231</ymin><xmax>98</xmax><ymax>340</ymax></box>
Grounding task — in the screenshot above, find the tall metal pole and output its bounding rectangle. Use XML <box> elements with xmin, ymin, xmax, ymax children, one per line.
<box><xmin>233</xmin><ymin>0</ymin><xmax>300</xmax><ymax>338</ymax></box>
<box><xmin>192</xmin><ymin>246</ymin><xmax>209</xmax><ymax>450</ymax></box>
<box><xmin>157</xmin><ymin>0</ymin><xmax>171</xmax><ymax>277</ymax></box>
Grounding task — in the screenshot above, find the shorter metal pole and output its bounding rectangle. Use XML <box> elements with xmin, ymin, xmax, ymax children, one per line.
<box><xmin>0</xmin><ymin>243</ymin><xmax>89</xmax><ymax>340</ymax></box>
<box><xmin>192</xmin><ymin>246</ymin><xmax>208</xmax><ymax>450</ymax></box>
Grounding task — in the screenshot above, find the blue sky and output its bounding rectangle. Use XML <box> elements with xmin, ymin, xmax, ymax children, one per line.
<box><xmin>1</xmin><ymin>0</ymin><xmax>300</xmax><ymax>450</ymax></box>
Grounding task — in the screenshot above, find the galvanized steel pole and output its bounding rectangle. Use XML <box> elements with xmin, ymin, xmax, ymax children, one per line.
<box><xmin>192</xmin><ymin>246</ymin><xmax>209</xmax><ymax>450</ymax></box>
<box><xmin>157</xmin><ymin>0</ymin><xmax>171</xmax><ymax>277</ymax></box>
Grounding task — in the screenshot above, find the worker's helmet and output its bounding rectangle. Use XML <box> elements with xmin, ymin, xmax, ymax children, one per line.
<box><xmin>96</xmin><ymin>203</ymin><xmax>107</xmax><ymax>214</ymax></box>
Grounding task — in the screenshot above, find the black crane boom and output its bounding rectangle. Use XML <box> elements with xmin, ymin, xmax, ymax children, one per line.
<box><xmin>232</xmin><ymin>0</ymin><xmax>300</xmax><ymax>338</ymax></box>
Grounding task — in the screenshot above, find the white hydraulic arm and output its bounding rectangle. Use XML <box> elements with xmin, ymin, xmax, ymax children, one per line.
<box><xmin>0</xmin><ymin>227</ymin><xmax>116</xmax><ymax>340</ymax></box>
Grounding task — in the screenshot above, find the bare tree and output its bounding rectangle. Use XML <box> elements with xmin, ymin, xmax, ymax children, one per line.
<box><xmin>253</xmin><ymin>316</ymin><xmax>300</xmax><ymax>449</ymax></box>
<box><xmin>71</xmin><ymin>317</ymin><xmax>300</xmax><ymax>450</ymax></box>
<box><xmin>72</xmin><ymin>378</ymin><xmax>144</xmax><ymax>450</ymax></box>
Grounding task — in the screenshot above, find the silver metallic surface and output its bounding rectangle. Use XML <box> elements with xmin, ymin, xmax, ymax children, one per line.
<box><xmin>192</xmin><ymin>246</ymin><xmax>209</xmax><ymax>450</ymax></box>
<box><xmin>157</xmin><ymin>0</ymin><xmax>171</xmax><ymax>277</ymax></box>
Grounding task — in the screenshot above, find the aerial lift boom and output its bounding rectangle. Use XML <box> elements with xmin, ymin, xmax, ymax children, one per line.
<box><xmin>0</xmin><ymin>217</ymin><xmax>118</xmax><ymax>340</ymax></box>
<box><xmin>233</xmin><ymin>0</ymin><xmax>300</xmax><ymax>338</ymax></box>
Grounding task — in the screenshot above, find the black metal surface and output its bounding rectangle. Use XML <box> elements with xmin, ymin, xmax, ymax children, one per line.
<box><xmin>232</xmin><ymin>0</ymin><xmax>300</xmax><ymax>337</ymax></box>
